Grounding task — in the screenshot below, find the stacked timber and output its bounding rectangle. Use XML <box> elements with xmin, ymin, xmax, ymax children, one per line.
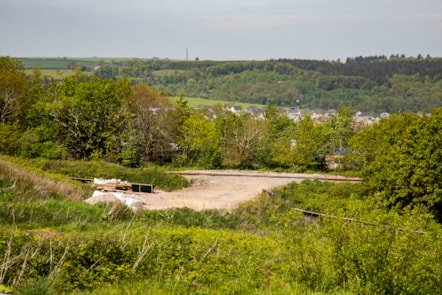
<box><xmin>93</xmin><ymin>178</ymin><xmax>131</xmax><ymax>192</ymax></box>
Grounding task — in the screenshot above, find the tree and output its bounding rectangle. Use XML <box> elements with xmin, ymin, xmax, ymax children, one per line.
<box><xmin>94</xmin><ymin>65</ymin><xmax>118</xmax><ymax>79</ymax></box>
<box><xmin>175</xmin><ymin>92</ymin><xmax>191</xmax><ymax>120</ymax></box>
<box><xmin>350</xmin><ymin>109</ymin><xmax>442</xmax><ymax>221</ymax></box>
<box><xmin>125</xmin><ymin>83</ymin><xmax>177</xmax><ymax>164</ymax></box>
<box><xmin>323</xmin><ymin>107</ymin><xmax>355</xmax><ymax>168</ymax></box>
<box><xmin>51</xmin><ymin>76</ymin><xmax>131</xmax><ymax>159</ymax></box>
<box><xmin>220</xmin><ymin>113</ymin><xmax>265</xmax><ymax>168</ymax></box>
<box><xmin>259</xmin><ymin>104</ymin><xmax>294</xmax><ymax>167</ymax></box>
<box><xmin>176</xmin><ymin>112</ymin><xmax>221</xmax><ymax>168</ymax></box>
<box><xmin>272</xmin><ymin>115</ymin><xmax>325</xmax><ymax>171</ymax></box>
<box><xmin>0</xmin><ymin>57</ymin><xmax>28</xmax><ymax>125</ymax></box>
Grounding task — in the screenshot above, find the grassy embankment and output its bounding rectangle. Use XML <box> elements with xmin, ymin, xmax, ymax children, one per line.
<box><xmin>1</xmin><ymin>156</ymin><xmax>441</xmax><ymax>294</ymax></box>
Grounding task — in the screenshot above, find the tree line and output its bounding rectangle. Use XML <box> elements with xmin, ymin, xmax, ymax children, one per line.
<box><xmin>0</xmin><ymin>57</ymin><xmax>350</xmax><ymax>169</ymax></box>
<box><xmin>88</xmin><ymin>56</ymin><xmax>442</xmax><ymax>113</ymax></box>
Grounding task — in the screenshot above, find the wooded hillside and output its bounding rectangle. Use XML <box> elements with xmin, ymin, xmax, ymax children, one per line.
<box><xmin>18</xmin><ymin>55</ymin><xmax>442</xmax><ymax>113</ymax></box>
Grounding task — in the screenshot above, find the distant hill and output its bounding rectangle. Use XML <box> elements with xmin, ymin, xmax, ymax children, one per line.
<box><xmin>15</xmin><ymin>56</ymin><xmax>442</xmax><ymax>113</ymax></box>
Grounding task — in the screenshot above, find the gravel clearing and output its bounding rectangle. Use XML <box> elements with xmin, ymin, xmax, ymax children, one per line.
<box><xmin>139</xmin><ymin>170</ymin><xmax>361</xmax><ymax>211</ymax></box>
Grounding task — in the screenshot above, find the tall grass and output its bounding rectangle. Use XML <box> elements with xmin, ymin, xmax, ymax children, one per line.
<box><xmin>10</xmin><ymin>157</ymin><xmax>189</xmax><ymax>192</ymax></box>
<box><xmin>0</xmin><ymin>157</ymin><xmax>88</xmax><ymax>201</ymax></box>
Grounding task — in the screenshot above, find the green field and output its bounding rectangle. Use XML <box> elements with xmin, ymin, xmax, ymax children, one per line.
<box><xmin>17</xmin><ymin>58</ymin><xmax>98</xmax><ymax>69</ymax></box>
<box><xmin>16</xmin><ymin>57</ymin><xmax>163</xmax><ymax>69</ymax></box>
<box><xmin>170</xmin><ymin>96</ymin><xmax>268</xmax><ymax>109</ymax></box>
<box><xmin>24</xmin><ymin>69</ymin><xmax>77</xmax><ymax>79</ymax></box>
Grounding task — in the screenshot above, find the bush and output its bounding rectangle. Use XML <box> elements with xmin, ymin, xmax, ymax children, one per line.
<box><xmin>18</xmin><ymin>128</ymin><xmax>68</xmax><ymax>159</ymax></box>
<box><xmin>0</xmin><ymin>124</ymin><xmax>20</xmax><ymax>155</ymax></box>
<box><xmin>15</xmin><ymin>275</ymin><xmax>56</xmax><ymax>295</ymax></box>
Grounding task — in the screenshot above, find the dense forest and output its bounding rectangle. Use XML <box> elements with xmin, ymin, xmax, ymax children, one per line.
<box><xmin>1</xmin><ymin>55</ymin><xmax>442</xmax><ymax>294</ymax></box>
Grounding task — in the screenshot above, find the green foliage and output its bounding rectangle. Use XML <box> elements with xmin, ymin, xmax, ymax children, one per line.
<box><xmin>15</xmin><ymin>275</ymin><xmax>56</xmax><ymax>295</ymax></box>
<box><xmin>18</xmin><ymin>128</ymin><xmax>68</xmax><ymax>159</ymax></box>
<box><xmin>176</xmin><ymin>112</ymin><xmax>221</xmax><ymax>168</ymax></box>
<box><xmin>323</xmin><ymin>217</ymin><xmax>442</xmax><ymax>294</ymax></box>
<box><xmin>0</xmin><ymin>227</ymin><xmax>284</xmax><ymax>293</ymax></box>
<box><xmin>350</xmin><ymin>109</ymin><xmax>442</xmax><ymax>221</ymax></box>
<box><xmin>0</xmin><ymin>284</ymin><xmax>13</xmax><ymax>293</ymax></box>
<box><xmin>50</xmin><ymin>76</ymin><xmax>132</xmax><ymax>159</ymax></box>
<box><xmin>125</xmin><ymin>84</ymin><xmax>179</xmax><ymax>165</ymax></box>
<box><xmin>144</xmin><ymin>58</ymin><xmax>442</xmax><ymax>113</ymax></box>
<box><xmin>15</xmin><ymin>158</ymin><xmax>189</xmax><ymax>192</ymax></box>
<box><xmin>2</xmin><ymin>57</ymin><xmax>442</xmax><ymax>294</ymax></box>
<box><xmin>16</xmin><ymin>56</ymin><xmax>442</xmax><ymax>113</ymax></box>
<box><xmin>219</xmin><ymin>112</ymin><xmax>266</xmax><ymax>169</ymax></box>
<box><xmin>0</xmin><ymin>123</ymin><xmax>20</xmax><ymax>155</ymax></box>
<box><xmin>1</xmin><ymin>176</ymin><xmax>442</xmax><ymax>294</ymax></box>
<box><xmin>170</xmin><ymin>96</ymin><xmax>267</xmax><ymax>109</ymax></box>
<box><xmin>0</xmin><ymin>58</ymin><xmax>356</xmax><ymax>172</ymax></box>
<box><xmin>138</xmin><ymin>208</ymin><xmax>243</xmax><ymax>230</ymax></box>
<box><xmin>0</xmin><ymin>190</ymin><xmax>106</xmax><ymax>227</ymax></box>
<box><xmin>325</xmin><ymin>107</ymin><xmax>355</xmax><ymax>151</ymax></box>
<box><xmin>272</xmin><ymin>115</ymin><xmax>326</xmax><ymax>171</ymax></box>
<box><xmin>0</xmin><ymin>56</ymin><xmax>28</xmax><ymax>125</ymax></box>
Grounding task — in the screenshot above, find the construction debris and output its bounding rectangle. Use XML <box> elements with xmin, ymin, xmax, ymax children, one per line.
<box><xmin>93</xmin><ymin>178</ymin><xmax>132</xmax><ymax>192</ymax></box>
<box><xmin>88</xmin><ymin>190</ymin><xmax>145</xmax><ymax>209</ymax></box>
<box><xmin>71</xmin><ymin>177</ymin><xmax>155</xmax><ymax>194</ymax></box>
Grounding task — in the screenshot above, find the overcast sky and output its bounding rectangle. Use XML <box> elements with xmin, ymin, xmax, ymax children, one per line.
<box><xmin>1</xmin><ymin>0</ymin><xmax>441</xmax><ymax>61</ymax></box>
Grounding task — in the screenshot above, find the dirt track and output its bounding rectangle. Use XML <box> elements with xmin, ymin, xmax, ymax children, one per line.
<box><xmin>140</xmin><ymin>170</ymin><xmax>361</xmax><ymax>211</ymax></box>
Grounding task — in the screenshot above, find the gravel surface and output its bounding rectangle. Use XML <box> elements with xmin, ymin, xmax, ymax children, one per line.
<box><xmin>139</xmin><ymin>170</ymin><xmax>360</xmax><ymax>211</ymax></box>
<box><xmin>84</xmin><ymin>170</ymin><xmax>360</xmax><ymax>211</ymax></box>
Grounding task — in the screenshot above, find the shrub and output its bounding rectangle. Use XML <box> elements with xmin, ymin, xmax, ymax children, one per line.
<box><xmin>0</xmin><ymin>124</ymin><xmax>20</xmax><ymax>155</ymax></box>
<box><xmin>14</xmin><ymin>275</ymin><xmax>56</xmax><ymax>295</ymax></box>
<box><xmin>18</xmin><ymin>129</ymin><xmax>68</xmax><ymax>160</ymax></box>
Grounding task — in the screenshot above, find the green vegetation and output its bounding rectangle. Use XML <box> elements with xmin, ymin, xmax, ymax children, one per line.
<box><xmin>24</xmin><ymin>69</ymin><xmax>76</xmax><ymax>79</ymax></box>
<box><xmin>8</xmin><ymin>157</ymin><xmax>190</xmax><ymax>192</ymax></box>
<box><xmin>1</xmin><ymin>55</ymin><xmax>442</xmax><ymax>294</ymax></box>
<box><xmin>15</xmin><ymin>55</ymin><xmax>442</xmax><ymax>113</ymax></box>
<box><xmin>0</xmin><ymin>57</ymin><xmax>348</xmax><ymax>170</ymax></box>
<box><xmin>18</xmin><ymin>58</ymin><xmax>98</xmax><ymax>70</ymax></box>
<box><xmin>349</xmin><ymin>109</ymin><xmax>442</xmax><ymax>222</ymax></box>
<box><xmin>169</xmin><ymin>96</ymin><xmax>267</xmax><ymax>109</ymax></box>
<box><xmin>1</xmin><ymin>159</ymin><xmax>441</xmax><ymax>294</ymax></box>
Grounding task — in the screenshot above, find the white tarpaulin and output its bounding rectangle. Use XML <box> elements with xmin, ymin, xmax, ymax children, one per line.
<box><xmin>93</xmin><ymin>178</ymin><xmax>128</xmax><ymax>185</ymax></box>
<box><xmin>91</xmin><ymin>190</ymin><xmax>144</xmax><ymax>209</ymax></box>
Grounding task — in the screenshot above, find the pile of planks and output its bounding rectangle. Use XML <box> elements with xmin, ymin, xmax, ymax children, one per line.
<box><xmin>94</xmin><ymin>182</ymin><xmax>132</xmax><ymax>192</ymax></box>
